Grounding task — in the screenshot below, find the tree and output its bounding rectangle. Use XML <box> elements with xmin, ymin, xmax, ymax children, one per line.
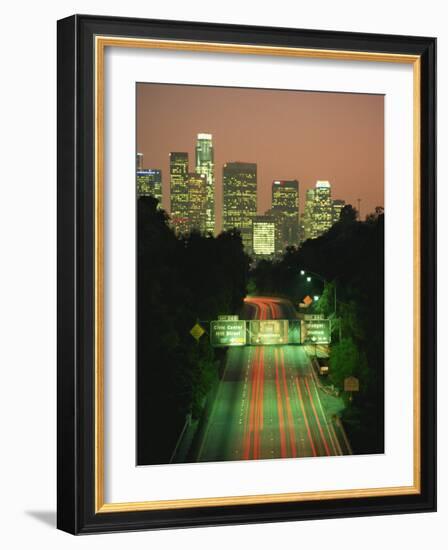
<box><xmin>329</xmin><ymin>337</ymin><xmax>367</xmax><ymax>390</ymax></box>
<box><xmin>137</xmin><ymin>197</ymin><xmax>250</xmax><ymax>464</ymax></box>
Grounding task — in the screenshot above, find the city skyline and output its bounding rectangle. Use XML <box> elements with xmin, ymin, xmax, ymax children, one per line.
<box><xmin>136</xmin><ymin>83</ymin><xmax>384</xmax><ymax>231</ymax></box>
<box><xmin>137</xmin><ymin>150</ymin><xmax>364</xmax><ymax>257</ymax></box>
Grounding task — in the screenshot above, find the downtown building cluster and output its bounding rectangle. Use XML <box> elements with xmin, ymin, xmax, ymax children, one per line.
<box><xmin>137</xmin><ymin>133</ymin><xmax>346</xmax><ymax>258</ymax></box>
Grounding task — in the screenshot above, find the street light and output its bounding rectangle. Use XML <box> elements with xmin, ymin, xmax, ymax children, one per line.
<box><xmin>313</xmin><ymin>295</ymin><xmax>320</xmax><ymax>301</ymax></box>
<box><xmin>300</xmin><ymin>269</ymin><xmax>337</xmax><ymax>316</ymax></box>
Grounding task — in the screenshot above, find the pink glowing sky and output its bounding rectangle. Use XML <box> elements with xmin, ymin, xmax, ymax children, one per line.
<box><xmin>137</xmin><ymin>83</ymin><xmax>384</xmax><ymax>230</ymax></box>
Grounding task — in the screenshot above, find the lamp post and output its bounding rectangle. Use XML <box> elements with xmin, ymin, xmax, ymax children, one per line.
<box><xmin>300</xmin><ymin>269</ymin><xmax>337</xmax><ymax>316</ymax></box>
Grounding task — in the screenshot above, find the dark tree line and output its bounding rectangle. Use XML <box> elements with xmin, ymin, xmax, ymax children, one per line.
<box><xmin>137</xmin><ymin>197</ymin><xmax>250</xmax><ymax>465</ymax></box>
<box><xmin>251</xmin><ymin>206</ymin><xmax>385</xmax><ymax>454</ymax></box>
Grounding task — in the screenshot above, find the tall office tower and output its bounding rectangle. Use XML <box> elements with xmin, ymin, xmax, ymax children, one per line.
<box><xmin>313</xmin><ymin>181</ymin><xmax>333</xmax><ymax>236</ymax></box>
<box><xmin>271</xmin><ymin>179</ymin><xmax>300</xmax><ymax>253</ymax></box>
<box><xmin>298</xmin><ymin>216</ymin><xmax>306</xmax><ymax>245</ymax></box>
<box><xmin>136</xmin><ymin>169</ymin><xmax>162</xmax><ymax>205</ymax></box>
<box><xmin>303</xmin><ymin>188</ymin><xmax>315</xmax><ymax>241</ymax></box>
<box><xmin>252</xmin><ymin>215</ymin><xmax>276</xmax><ymax>257</ymax></box>
<box><xmin>222</xmin><ymin>162</ymin><xmax>257</xmax><ymax>254</ymax></box>
<box><xmin>303</xmin><ymin>181</ymin><xmax>334</xmax><ymax>240</ymax></box>
<box><xmin>187</xmin><ymin>173</ymin><xmax>207</xmax><ymax>233</ymax></box>
<box><xmin>264</xmin><ymin>208</ymin><xmax>282</xmax><ymax>255</ymax></box>
<box><xmin>332</xmin><ymin>199</ymin><xmax>346</xmax><ymax>224</ymax></box>
<box><xmin>169</xmin><ymin>152</ymin><xmax>189</xmax><ymax>234</ymax></box>
<box><xmin>195</xmin><ymin>133</ymin><xmax>215</xmax><ymax>235</ymax></box>
<box><xmin>136</xmin><ymin>152</ymin><xmax>144</xmax><ymax>171</ymax></box>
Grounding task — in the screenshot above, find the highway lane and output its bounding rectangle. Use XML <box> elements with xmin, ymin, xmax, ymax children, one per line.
<box><xmin>194</xmin><ymin>296</ymin><xmax>347</xmax><ymax>462</ymax></box>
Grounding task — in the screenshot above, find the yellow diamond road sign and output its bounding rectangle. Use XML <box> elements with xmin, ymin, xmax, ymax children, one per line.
<box><xmin>190</xmin><ymin>323</ymin><xmax>205</xmax><ymax>341</ymax></box>
<box><xmin>303</xmin><ymin>295</ymin><xmax>313</xmax><ymax>306</ymax></box>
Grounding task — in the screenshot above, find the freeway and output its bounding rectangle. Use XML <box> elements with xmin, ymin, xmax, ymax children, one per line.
<box><xmin>191</xmin><ymin>296</ymin><xmax>350</xmax><ymax>463</ymax></box>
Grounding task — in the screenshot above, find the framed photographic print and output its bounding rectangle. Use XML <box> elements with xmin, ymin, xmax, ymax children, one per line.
<box><xmin>57</xmin><ymin>14</ymin><xmax>436</xmax><ymax>534</ymax></box>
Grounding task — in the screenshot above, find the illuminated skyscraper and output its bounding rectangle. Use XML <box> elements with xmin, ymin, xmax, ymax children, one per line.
<box><xmin>195</xmin><ymin>133</ymin><xmax>215</xmax><ymax>235</ymax></box>
<box><xmin>253</xmin><ymin>216</ymin><xmax>276</xmax><ymax>257</ymax></box>
<box><xmin>263</xmin><ymin>208</ymin><xmax>282</xmax><ymax>254</ymax></box>
<box><xmin>169</xmin><ymin>152</ymin><xmax>189</xmax><ymax>234</ymax></box>
<box><xmin>303</xmin><ymin>181</ymin><xmax>334</xmax><ymax>240</ymax></box>
<box><xmin>136</xmin><ymin>169</ymin><xmax>162</xmax><ymax>205</ymax></box>
<box><xmin>222</xmin><ymin>162</ymin><xmax>257</xmax><ymax>253</ymax></box>
<box><xmin>303</xmin><ymin>188</ymin><xmax>315</xmax><ymax>241</ymax></box>
<box><xmin>136</xmin><ymin>152</ymin><xmax>144</xmax><ymax>171</ymax></box>
<box><xmin>271</xmin><ymin>179</ymin><xmax>299</xmax><ymax>253</ymax></box>
<box><xmin>332</xmin><ymin>199</ymin><xmax>346</xmax><ymax>224</ymax></box>
<box><xmin>313</xmin><ymin>181</ymin><xmax>333</xmax><ymax>235</ymax></box>
<box><xmin>187</xmin><ymin>172</ymin><xmax>207</xmax><ymax>233</ymax></box>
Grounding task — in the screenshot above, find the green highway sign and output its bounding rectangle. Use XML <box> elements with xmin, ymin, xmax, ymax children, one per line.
<box><xmin>218</xmin><ymin>314</ymin><xmax>239</xmax><ymax>321</ymax></box>
<box><xmin>288</xmin><ymin>320</ymin><xmax>301</xmax><ymax>344</ymax></box>
<box><xmin>301</xmin><ymin>319</ymin><xmax>331</xmax><ymax>344</ymax></box>
<box><xmin>249</xmin><ymin>320</ymin><xmax>289</xmax><ymax>345</ymax></box>
<box><xmin>304</xmin><ymin>314</ymin><xmax>325</xmax><ymax>321</ymax></box>
<box><xmin>210</xmin><ymin>320</ymin><xmax>246</xmax><ymax>347</ymax></box>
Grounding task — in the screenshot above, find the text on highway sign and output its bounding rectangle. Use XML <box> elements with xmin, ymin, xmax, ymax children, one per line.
<box><xmin>249</xmin><ymin>320</ymin><xmax>289</xmax><ymax>345</ymax></box>
<box><xmin>301</xmin><ymin>319</ymin><xmax>331</xmax><ymax>344</ymax></box>
<box><xmin>210</xmin><ymin>320</ymin><xmax>246</xmax><ymax>347</ymax></box>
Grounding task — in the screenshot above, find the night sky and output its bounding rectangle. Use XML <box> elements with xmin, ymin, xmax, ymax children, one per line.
<box><xmin>136</xmin><ymin>83</ymin><xmax>384</xmax><ymax>231</ymax></box>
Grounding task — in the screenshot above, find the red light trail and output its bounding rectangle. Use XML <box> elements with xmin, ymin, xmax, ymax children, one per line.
<box><xmin>197</xmin><ymin>296</ymin><xmax>349</xmax><ymax>462</ymax></box>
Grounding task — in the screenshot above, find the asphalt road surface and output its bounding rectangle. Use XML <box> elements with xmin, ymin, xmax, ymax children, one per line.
<box><xmin>192</xmin><ymin>296</ymin><xmax>350</xmax><ymax>462</ymax></box>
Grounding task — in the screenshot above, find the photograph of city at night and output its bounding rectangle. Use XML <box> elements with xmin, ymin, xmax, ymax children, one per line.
<box><xmin>136</xmin><ymin>83</ymin><xmax>384</xmax><ymax>466</ymax></box>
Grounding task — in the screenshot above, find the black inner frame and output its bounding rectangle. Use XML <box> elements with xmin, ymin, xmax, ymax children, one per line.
<box><xmin>57</xmin><ymin>14</ymin><xmax>436</xmax><ymax>534</ymax></box>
